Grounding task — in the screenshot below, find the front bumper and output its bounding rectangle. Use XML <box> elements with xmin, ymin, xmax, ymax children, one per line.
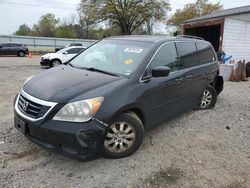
<box><xmin>14</xmin><ymin>95</ymin><xmax>107</xmax><ymax>160</ymax></box>
<box><xmin>40</xmin><ymin>58</ymin><xmax>50</xmax><ymax>66</ymax></box>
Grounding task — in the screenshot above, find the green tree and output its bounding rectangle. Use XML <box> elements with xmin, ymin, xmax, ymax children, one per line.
<box><xmin>55</xmin><ymin>24</ymin><xmax>78</xmax><ymax>38</ymax></box>
<box><xmin>32</xmin><ymin>13</ymin><xmax>60</xmax><ymax>37</ymax></box>
<box><xmin>14</xmin><ymin>24</ymin><xmax>31</xmax><ymax>36</ymax></box>
<box><xmin>78</xmin><ymin>0</ymin><xmax>170</xmax><ymax>35</ymax></box>
<box><xmin>168</xmin><ymin>0</ymin><xmax>223</xmax><ymax>29</ymax></box>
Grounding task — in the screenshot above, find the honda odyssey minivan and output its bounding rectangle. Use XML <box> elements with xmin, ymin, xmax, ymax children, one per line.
<box><xmin>14</xmin><ymin>35</ymin><xmax>223</xmax><ymax>160</ymax></box>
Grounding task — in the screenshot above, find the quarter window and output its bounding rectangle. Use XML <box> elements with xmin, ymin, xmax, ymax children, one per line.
<box><xmin>197</xmin><ymin>42</ymin><xmax>215</xmax><ymax>64</ymax></box>
<box><xmin>176</xmin><ymin>42</ymin><xmax>198</xmax><ymax>69</ymax></box>
<box><xmin>150</xmin><ymin>42</ymin><xmax>178</xmax><ymax>72</ymax></box>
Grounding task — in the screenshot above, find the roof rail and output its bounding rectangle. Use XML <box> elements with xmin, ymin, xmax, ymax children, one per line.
<box><xmin>176</xmin><ymin>35</ymin><xmax>204</xmax><ymax>40</ymax></box>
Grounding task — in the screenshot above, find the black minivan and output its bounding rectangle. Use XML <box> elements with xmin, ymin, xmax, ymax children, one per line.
<box><xmin>14</xmin><ymin>35</ymin><xmax>223</xmax><ymax>160</ymax></box>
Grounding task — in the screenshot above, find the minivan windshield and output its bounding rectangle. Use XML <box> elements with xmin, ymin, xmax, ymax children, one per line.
<box><xmin>69</xmin><ymin>39</ymin><xmax>153</xmax><ymax>76</ymax></box>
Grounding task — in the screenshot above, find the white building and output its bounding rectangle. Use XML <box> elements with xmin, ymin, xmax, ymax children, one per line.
<box><xmin>183</xmin><ymin>5</ymin><xmax>250</xmax><ymax>62</ymax></box>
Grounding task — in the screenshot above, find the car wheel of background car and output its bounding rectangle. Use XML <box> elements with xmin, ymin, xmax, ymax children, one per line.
<box><xmin>103</xmin><ymin>113</ymin><xmax>144</xmax><ymax>159</ymax></box>
<box><xmin>17</xmin><ymin>51</ymin><xmax>25</xmax><ymax>57</ymax></box>
<box><xmin>51</xmin><ymin>59</ymin><xmax>62</xmax><ymax>67</ymax></box>
<box><xmin>198</xmin><ymin>85</ymin><xmax>217</xmax><ymax>110</ymax></box>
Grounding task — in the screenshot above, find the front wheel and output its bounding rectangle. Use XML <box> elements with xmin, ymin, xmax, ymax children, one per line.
<box><xmin>51</xmin><ymin>59</ymin><xmax>62</xmax><ymax>67</ymax></box>
<box><xmin>17</xmin><ymin>51</ymin><xmax>25</xmax><ymax>57</ymax></box>
<box><xmin>102</xmin><ymin>113</ymin><xmax>144</xmax><ymax>159</ymax></box>
<box><xmin>198</xmin><ymin>85</ymin><xmax>217</xmax><ymax>110</ymax></box>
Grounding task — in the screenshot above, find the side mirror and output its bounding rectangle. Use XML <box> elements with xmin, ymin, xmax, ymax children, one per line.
<box><xmin>0</xmin><ymin>45</ymin><xmax>2</xmax><ymax>48</ymax></box>
<box><xmin>63</xmin><ymin>51</ymin><xmax>68</xmax><ymax>55</ymax></box>
<box><xmin>152</xmin><ymin>66</ymin><xmax>170</xmax><ymax>77</ymax></box>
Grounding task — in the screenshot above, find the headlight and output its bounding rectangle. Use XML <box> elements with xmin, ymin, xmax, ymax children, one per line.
<box><xmin>23</xmin><ymin>75</ymin><xmax>34</xmax><ymax>86</ymax></box>
<box><xmin>53</xmin><ymin>97</ymin><xmax>104</xmax><ymax>122</ymax></box>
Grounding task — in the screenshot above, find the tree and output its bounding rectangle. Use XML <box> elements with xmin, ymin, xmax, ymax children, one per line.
<box><xmin>78</xmin><ymin>0</ymin><xmax>102</xmax><ymax>38</ymax></box>
<box><xmin>55</xmin><ymin>24</ymin><xmax>78</xmax><ymax>38</ymax></box>
<box><xmin>78</xmin><ymin>0</ymin><xmax>170</xmax><ymax>35</ymax></box>
<box><xmin>32</xmin><ymin>13</ymin><xmax>60</xmax><ymax>37</ymax></box>
<box><xmin>14</xmin><ymin>24</ymin><xmax>31</xmax><ymax>36</ymax></box>
<box><xmin>168</xmin><ymin>0</ymin><xmax>223</xmax><ymax>29</ymax></box>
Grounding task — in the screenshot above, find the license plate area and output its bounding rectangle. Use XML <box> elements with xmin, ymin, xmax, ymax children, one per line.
<box><xmin>14</xmin><ymin>116</ymin><xmax>27</xmax><ymax>135</ymax></box>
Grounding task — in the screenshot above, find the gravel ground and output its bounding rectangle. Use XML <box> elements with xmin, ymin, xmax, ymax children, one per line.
<box><xmin>0</xmin><ymin>56</ymin><xmax>249</xmax><ymax>188</ymax></box>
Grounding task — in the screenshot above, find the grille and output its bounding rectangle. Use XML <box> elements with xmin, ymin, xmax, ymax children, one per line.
<box><xmin>18</xmin><ymin>94</ymin><xmax>51</xmax><ymax>119</ymax></box>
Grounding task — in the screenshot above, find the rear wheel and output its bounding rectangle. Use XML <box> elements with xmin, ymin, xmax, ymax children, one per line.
<box><xmin>17</xmin><ymin>51</ymin><xmax>25</xmax><ymax>57</ymax></box>
<box><xmin>103</xmin><ymin>113</ymin><xmax>144</xmax><ymax>159</ymax></box>
<box><xmin>198</xmin><ymin>85</ymin><xmax>217</xmax><ymax>110</ymax></box>
<box><xmin>51</xmin><ymin>59</ymin><xmax>62</xmax><ymax>67</ymax></box>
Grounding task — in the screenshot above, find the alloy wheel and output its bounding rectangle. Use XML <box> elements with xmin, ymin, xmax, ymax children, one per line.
<box><xmin>104</xmin><ymin>122</ymin><xmax>136</xmax><ymax>153</ymax></box>
<box><xmin>52</xmin><ymin>60</ymin><xmax>61</xmax><ymax>67</ymax></box>
<box><xmin>19</xmin><ymin>51</ymin><xmax>25</xmax><ymax>57</ymax></box>
<box><xmin>200</xmin><ymin>89</ymin><xmax>212</xmax><ymax>108</ymax></box>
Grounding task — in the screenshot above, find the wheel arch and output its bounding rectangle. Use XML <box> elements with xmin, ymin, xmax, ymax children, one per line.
<box><xmin>50</xmin><ymin>58</ymin><xmax>62</xmax><ymax>66</ymax></box>
<box><xmin>111</xmin><ymin>106</ymin><xmax>146</xmax><ymax>128</ymax></box>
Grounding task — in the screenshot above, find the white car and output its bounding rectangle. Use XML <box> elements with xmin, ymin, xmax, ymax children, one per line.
<box><xmin>40</xmin><ymin>46</ymin><xmax>86</xmax><ymax>67</ymax></box>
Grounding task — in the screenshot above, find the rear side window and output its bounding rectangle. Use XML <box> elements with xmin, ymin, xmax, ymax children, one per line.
<box><xmin>3</xmin><ymin>43</ymin><xmax>11</xmax><ymax>47</ymax></box>
<box><xmin>176</xmin><ymin>42</ymin><xmax>198</xmax><ymax>69</ymax></box>
<box><xmin>66</xmin><ymin>48</ymin><xmax>83</xmax><ymax>54</ymax></box>
<box><xmin>9</xmin><ymin>43</ymin><xmax>19</xmax><ymax>47</ymax></box>
<box><xmin>196</xmin><ymin>42</ymin><xmax>216</xmax><ymax>64</ymax></box>
<box><xmin>150</xmin><ymin>42</ymin><xmax>178</xmax><ymax>72</ymax></box>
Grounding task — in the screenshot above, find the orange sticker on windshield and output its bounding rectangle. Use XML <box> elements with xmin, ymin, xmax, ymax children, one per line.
<box><xmin>125</xmin><ymin>59</ymin><xmax>133</xmax><ymax>65</ymax></box>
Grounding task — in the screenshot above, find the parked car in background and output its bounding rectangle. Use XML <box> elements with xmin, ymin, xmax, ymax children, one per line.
<box><xmin>14</xmin><ymin>35</ymin><xmax>223</xmax><ymax>160</ymax></box>
<box><xmin>0</xmin><ymin>43</ymin><xmax>29</xmax><ymax>57</ymax></box>
<box><xmin>55</xmin><ymin>43</ymin><xmax>83</xmax><ymax>52</ymax></box>
<box><xmin>40</xmin><ymin>46</ymin><xmax>86</xmax><ymax>67</ymax></box>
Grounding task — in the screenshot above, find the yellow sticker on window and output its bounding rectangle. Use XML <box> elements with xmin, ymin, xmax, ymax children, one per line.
<box><xmin>125</xmin><ymin>59</ymin><xmax>133</xmax><ymax>65</ymax></box>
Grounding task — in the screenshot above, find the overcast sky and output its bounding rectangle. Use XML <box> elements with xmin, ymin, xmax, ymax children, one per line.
<box><xmin>0</xmin><ymin>0</ymin><xmax>249</xmax><ymax>35</ymax></box>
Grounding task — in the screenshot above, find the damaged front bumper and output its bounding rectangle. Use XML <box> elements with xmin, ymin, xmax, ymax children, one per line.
<box><xmin>14</xmin><ymin>94</ymin><xmax>107</xmax><ymax>161</ymax></box>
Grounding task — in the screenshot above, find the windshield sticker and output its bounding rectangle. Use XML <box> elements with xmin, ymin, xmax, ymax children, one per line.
<box><xmin>125</xmin><ymin>59</ymin><xmax>134</xmax><ymax>65</ymax></box>
<box><xmin>124</xmin><ymin>48</ymin><xmax>143</xmax><ymax>53</ymax></box>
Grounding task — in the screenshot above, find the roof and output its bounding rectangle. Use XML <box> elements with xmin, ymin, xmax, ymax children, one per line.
<box><xmin>106</xmin><ymin>35</ymin><xmax>205</xmax><ymax>43</ymax></box>
<box><xmin>106</xmin><ymin>35</ymin><xmax>175</xmax><ymax>43</ymax></box>
<box><xmin>184</xmin><ymin>5</ymin><xmax>250</xmax><ymax>23</ymax></box>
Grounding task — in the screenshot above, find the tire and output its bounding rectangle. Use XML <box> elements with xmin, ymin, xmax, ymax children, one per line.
<box><xmin>198</xmin><ymin>85</ymin><xmax>217</xmax><ymax>110</ymax></box>
<box><xmin>50</xmin><ymin>59</ymin><xmax>62</xmax><ymax>67</ymax></box>
<box><xmin>102</xmin><ymin>113</ymin><xmax>144</xmax><ymax>159</ymax></box>
<box><xmin>17</xmin><ymin>51</ymin><xmax>25</xmax><ymax>57</ymax></box>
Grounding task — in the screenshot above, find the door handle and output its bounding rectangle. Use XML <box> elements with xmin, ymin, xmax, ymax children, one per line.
<box><xmin>186</xmin><ymin>75</ymin><xmax>193</xmax><ymax>79</ymax></box>
<box><xmin>175</xmin><ymin>78</ymin><xmax>183</xmax><ymax>82</ymax></box>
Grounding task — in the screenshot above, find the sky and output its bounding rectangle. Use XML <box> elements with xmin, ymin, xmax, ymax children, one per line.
<box><xmin>0</xmin><ymin>0</ymin><xmax>250</xmax><ymax>35</ymax></box>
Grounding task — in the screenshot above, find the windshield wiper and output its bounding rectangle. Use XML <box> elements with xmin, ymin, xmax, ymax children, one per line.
<box><xmin>68</xmin><ymin>62</ymin><xmax>74</xmax><ymax>67</ymax></box>
<box><xmin>83</xmin><ymin>67</ymin><xmax>120</xmax><ymax>77</ymax></box>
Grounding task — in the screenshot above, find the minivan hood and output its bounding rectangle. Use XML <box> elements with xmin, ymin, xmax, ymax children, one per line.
<box><xmin>23</xmin><ymin>65</ymin><xmax>121</xmax><ymax>102</ymax></box>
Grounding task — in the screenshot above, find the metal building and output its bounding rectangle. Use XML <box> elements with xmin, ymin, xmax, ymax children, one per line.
<box><xmin>183</xmin><ymin>5</ymin><xmax>250</xmax><ymax>62</ymax></box>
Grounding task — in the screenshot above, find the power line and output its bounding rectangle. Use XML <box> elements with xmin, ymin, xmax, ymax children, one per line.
<box><xmin>33</xmin><ymin>0</ymin><xmax>79</xmax><ymax>6</ymax></box>
<box><xmin>0</xmin><ymin>1</ymin><xmax>77</xmax><ymax>10</ymax></box>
